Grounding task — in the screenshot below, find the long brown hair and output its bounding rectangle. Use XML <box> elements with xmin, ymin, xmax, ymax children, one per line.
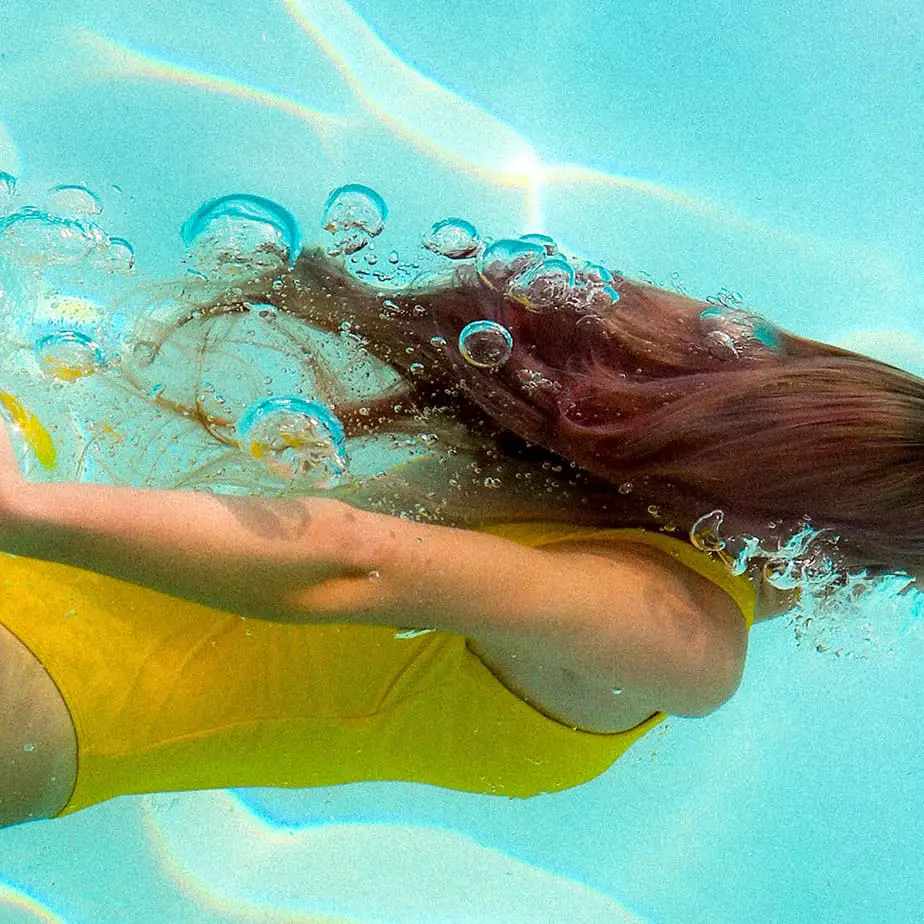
<box><xmin>132</xmin><ymin>245</ymin><xmax>924</xmax><ymax>580</ymax></box>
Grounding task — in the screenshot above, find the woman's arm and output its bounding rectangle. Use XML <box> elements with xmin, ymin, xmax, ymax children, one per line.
<box><xmin>0</xmin><ymin>421</ymin><xmax>745</xmax><ymax>722</ymax></box>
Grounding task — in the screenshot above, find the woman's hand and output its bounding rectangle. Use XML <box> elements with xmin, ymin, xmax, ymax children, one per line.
<box><xmin>0</xmin><ymin>404</ymin><xmax>28</xmax><ymax>502</ymax></box>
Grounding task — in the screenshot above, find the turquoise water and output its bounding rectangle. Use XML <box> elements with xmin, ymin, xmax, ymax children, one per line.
<box><xmin>1</xmin><ymin>1</ymin><xmax>923</xmax><ymax>921</ymax></box>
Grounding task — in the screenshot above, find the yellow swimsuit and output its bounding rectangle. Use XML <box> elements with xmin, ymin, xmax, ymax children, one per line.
<box><xmin>0</xmin><ymin>523</ymin><xmax>755</xmax><ymax>815</ymax></box>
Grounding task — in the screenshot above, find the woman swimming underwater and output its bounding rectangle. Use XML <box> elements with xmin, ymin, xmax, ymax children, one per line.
<box><xmin>0</xmin><ymin>224</ymin><xmax>921</xmax><ymax>828</ymax></box>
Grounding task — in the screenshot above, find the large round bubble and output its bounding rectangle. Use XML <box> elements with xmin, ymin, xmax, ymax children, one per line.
<box><xmin>476</xmin><ymin>238</ymin><xmax>545</xmax><ymax>292</ymax></box>
<box><xmin>321</xmin><ymin>184</ymin><xmax>387</xmax><ymax>255</ymax></box>
<box><xmin>33</xmin><ymin>329</ymin><xmax>105</xmax><ymax>380</ymax></box>
<box><xmin>48</xmin><ymin>183</ymin><xmax>103</xmax><ymax>218</ymax></box>
<box><xmin>237</xmin><ymin>396</ymin><xmax>348</xmax><ymax>484</ymax></box>
<box><xmin>507</xmin><ymin>257</ymin><xmax>575</xmax><ymax>313</ymax></box>
<box><xmin>182</xmin><ymin>194</ymin><xmax>302</xmax><ymax>272</ymax></box>
<box><xmin>423</xmin><ymin>218</ymin><xmax>481</xmax><ymax>259</ymax></box>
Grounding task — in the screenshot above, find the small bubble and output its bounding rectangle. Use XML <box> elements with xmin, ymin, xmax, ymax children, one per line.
<box><xmin>618</xmin><ymin>482</ymin><xmax>633</xmax><ymax>494</ymax></box>
<box><xmin>429</xmin><ymin>335</ymin><xmax>447</xmax><ymax>350</ymax></box>
<box><xmin>101</xmin><ymin>236</ymin><xmax>135</xmax><ymax>272</ymax></box>
<box><xmin>132</xmin><ymin>341</ymin><xmax>158</xmax><ymax>366</ymax></box>
<box><xmin>458</xmin><ymin>320</ymin><xmax>513</xmax><ymax>369</ymax></box>
<box><xmin>368</xmin><ymin>569</ymin><xmax>381</xmax><ymax>580</ymax></box>
<box><xmin>255</xmin><ymin>304</ymin><xmax>278</xmax><ymax>321</ymax></box>
<box><xmin>409</xmin><ymin>361</ymin><xmax>425</xmax><ymax>376</ymax></box>
<box><xmin>388</xmin><ymin>250</ymin><xmax>399</xmax><ymax>263</ymax></box>
<box><xmin>23</xmin><ymin>743</ymin><xmax>35</xmax><ymax>753</ymax></box>
<box><xmin>483</xmin><ymin>476</ymin><xmax>502</xmax><ymax>488</ymax></box>
<box><xmin>700</xmin><ymin>305</ymin><xmax>780</xmax><ymax>359</ymax></box>
<box><xmin>423</xmin><ymin>218</ymin><xmax>481</xmax><ymax>259</ymax></box>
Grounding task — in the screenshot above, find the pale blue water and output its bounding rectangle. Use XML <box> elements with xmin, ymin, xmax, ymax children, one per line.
<box><xmin>1</xmin><ymin>2</ymin><xmax>923</xmax><ymax>921</ymax></box>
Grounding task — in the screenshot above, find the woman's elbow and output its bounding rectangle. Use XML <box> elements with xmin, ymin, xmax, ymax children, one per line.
<box><xmin>669</xmin><ymin>605</ymin><xmax>749</xmax><ymax>718</ymax></box>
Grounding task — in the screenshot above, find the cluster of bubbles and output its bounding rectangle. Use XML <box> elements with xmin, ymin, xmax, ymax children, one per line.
<box><xmin>0</xmin><ymin>182</ymin><xmax>137</xmax><ymax>386</ymax></box>
<box><xmin>699</xmin><ymin>289</ymin><xmax>782</xmax><ymax>360</ymax></box>
<box><xmin>317</xmin><ymin>185</ymin><xmax>623</xmax><ymax>378</ymax></box>
<box><xmin>690</xmin><ymin>509</ymin><xmax>834</xmax><ymax>587</ymax></box>
<box><xmin>3</xmin><ymin>177</ymin><xmax>919</xmax><ymax>658</ymax></box>
<box><xmin>0</xmin><ymin>204</ymin><xmax>134</xmax><ymax>273</ymax></box>
<box><xmin>475</xmin><ymin>236</ymin><xmax>621</xmax><ymax>318</ymax></box>
<box><xmin>690</xmin><ymin>508</ymin><xmax>922</xmax><ymax>655</ymax></box>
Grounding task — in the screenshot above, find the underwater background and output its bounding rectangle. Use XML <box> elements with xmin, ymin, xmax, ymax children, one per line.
<box><xmin>1</xmin><ymin>1</ymin><xmax>923</xmax><ymax>921</ymax></box>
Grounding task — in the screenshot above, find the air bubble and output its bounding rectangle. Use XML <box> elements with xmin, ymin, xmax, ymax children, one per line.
<box><xmin>476</xmin><ymin>238</ymin><xmax>545</xmax><ymax>292</ymax></box>
<box><xmin>568</xmin><ymin>282</ymin><xmax>620</xmax><ymax>315</ymax></box>
<box><xmin>519</xmin><ymin>233</ymin><xmax>558</xmax><ymax>255</ymax></box>
<box><xmin>321</xmin><ymin>184</ymin><xmax>387</xmax><ymax>255</ymax></box>
<box><xmin>0</xmin><ymin>207</ymin><xmax>100</xmax><ymax>266</ymax></box>
<box><xmin>690</xmin><ymin>510</ymin><xmax>727</xmax><ymax>552</ymax></box>
<box><xmin>458</xmin><ymin>320</ymin><xmax>513</xmax><ymax>369</ymax></box>
<box><xmin>48</xmin><ymin>184</ymin><xmax>102</xmax><ymax>218</ymax></box>
<box><xmin>508</xmin><ymin>257</ymin><xmax>575</xmax><ymax>313</ymax></box>
<box><xmin>423</xmin><ymin>218</ymin><xmax>481</xmax><ymax>259</ymax></box>
<box><xmin>182</xmin><ymin>194</ymin><xmax>302</xmax><ymax>272</ymax></box>
<box><xmin>132</xmin><ymin>341</ymin><xmax>158</xmax><ymax>366</ymax></box>
<box><xmin>515</xmin><ymin>367</ymin><xmax>561</xmax><ymax>396</ymax></box>
<box><xmin>576</xmin><ymin>262</ymin><xmax>614</xmax><ymax>286</ymax></box>
<box><xmin>83</xmin><ymin>235</ymin><xmax>135</xmax><ymax>275</ymax></box>
<box><xmin>700</xmin><ymin>305</ymin><xmax>781</xmax><ymax>359</ymax></box>
<box><xmin>763</xmin><ymin>558</ymin><xmax>802</xmax><ymax>591</ymax></box>
<box><xmin>237</xmin><ymin>396</ymin><xmax>348</xmax><ymax>484</ymax></box>
<box><xmin>33</xmin><ymin>329</ymin><xmax>105</xmax><ymax>380</ymax></box>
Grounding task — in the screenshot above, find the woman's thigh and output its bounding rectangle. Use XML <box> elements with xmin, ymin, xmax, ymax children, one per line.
<box><xmin>0</xmin><ymin>623</ymin><xmax>77</xmax><ymax>827</ymax></box>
